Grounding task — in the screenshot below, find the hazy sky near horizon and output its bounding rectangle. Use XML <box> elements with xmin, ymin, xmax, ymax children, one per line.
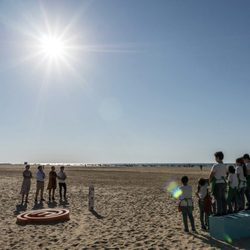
<box><xmin>0</xmin><ymin>0</ymin><xmax>250</xmax><ymax>163</ymax></box>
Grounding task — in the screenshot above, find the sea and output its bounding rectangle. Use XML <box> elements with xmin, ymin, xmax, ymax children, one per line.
<box><xmin>0</xmin><ymin>162</ymin><xmax>215</xmax><ymax>168</ymax></box>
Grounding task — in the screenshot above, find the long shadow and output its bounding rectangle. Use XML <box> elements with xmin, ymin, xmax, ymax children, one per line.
<box><xmin>190</xmin><ymin>232</ymin><xmax>240</xmax><ymax>250</ymax></box>
<box><xmin>232</xmin><ymin>237</ymin><xmax>250</xmax><ymax>249</ymax></box>
<box><xmin>90</xmin><ymin>209</ymin><xmax>104</xmax><ymax>219</ymax></box>
<box><xmin>14</xmin><ymin>203</ymin><xmax>27</xmax><ymax>215</ymax></box>
<box><xmin>32</xmin><ymin>201</ymin><xmax>44</xmax><ymax>210</ymax></box>
<box><xmin>59</xmin><ymin>200</ymin><xmax>70</xmax><ymax>208</ymax></box>
<box><xmin>17</xmin><ymin>220</ymin><xmax>69</xmax><ymax>227</ymax></box>
<box><xmin>47</xmin><ymin>201</ymin><xmax>58</xmax><ymax>208</ymax></box>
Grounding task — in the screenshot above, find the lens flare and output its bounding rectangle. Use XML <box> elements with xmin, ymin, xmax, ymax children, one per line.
<box><xmin>173</xmin><ymin>188</ymin><xmax>183</xmax><ymax>199</ymax></box>
<box><xmin>163</xmin><ymin>180</ymin><xmax>183</xmax><ymax>199</ymax></box>
<box><xmin>224</xmin><ymin>234</ymin><xmax>232</xmax><ymax>244</ymax></box>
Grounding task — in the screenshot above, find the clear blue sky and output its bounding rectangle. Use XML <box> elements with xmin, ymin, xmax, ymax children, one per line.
<box><xmin>0</xmin><ymin>0</ymin><xmax>249</xmax><ymax>163</ymax></box>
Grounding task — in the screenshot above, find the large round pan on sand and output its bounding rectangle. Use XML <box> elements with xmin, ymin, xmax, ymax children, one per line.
<box><xmin>16</xmin><ymin>208</ymin><xmax>70</xmax><ymax>224</ymax></box>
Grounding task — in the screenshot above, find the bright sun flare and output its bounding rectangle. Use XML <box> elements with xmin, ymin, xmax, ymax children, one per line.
<box><xmin>39</xmin><ymin>35</ymin><xmax>66</xmax><ymax>59</ymax></box>
<box><xmin>18</xmin><ymin>5</ymin><xmax>131</xmax><ymax>75</ymax></box>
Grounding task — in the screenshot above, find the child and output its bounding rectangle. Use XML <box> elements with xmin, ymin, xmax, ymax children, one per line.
<box><xmin>227</xmin><ymin>165</ymin><xmax>238</xmax><ymax>213</ymax></box>
<box><xmin>209</xmin><ymin>151</ymin><xmax>227</xmax><ymax>216</ymax></box>
<box><xmin>196</xmin><ymin>178</ymin><xmax>211</xmax><ymax>230</ymax></box>
<box><xmin>235</xmin><ymin>158</ymin><xmax>247</xmax><ymax>210</ymax></box>
<box><xmin>179</xmin><ymin>176</ymin><xmax>196</xmax><ymax>232</ymax></box>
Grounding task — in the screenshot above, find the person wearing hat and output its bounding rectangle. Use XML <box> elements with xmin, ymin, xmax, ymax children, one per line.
<box><xmin>243</xmin><ymin>154</ymin><xmax>250</xmax><ymax>210</ymax></box>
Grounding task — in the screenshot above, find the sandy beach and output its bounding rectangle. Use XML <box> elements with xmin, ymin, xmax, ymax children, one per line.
<box><xmin>0</xmin><ymin>165</ymin><xmax>250</xmax><ymax>250</ymax></box>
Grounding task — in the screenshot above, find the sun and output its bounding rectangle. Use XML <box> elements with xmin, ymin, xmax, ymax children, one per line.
<box><xmin>12</xmin><ymin>4</ymin><xmax>134</xmax><ymax>76</ymax></box>
<box><xmin>38</xmin><ymin>35</ymin><xmax>67</xmax><ymax>60</ymax></box>
<box><xmin>30</xmin><ymin>30</ymin><xmax>77</xmax><ymax>74</ymax></box>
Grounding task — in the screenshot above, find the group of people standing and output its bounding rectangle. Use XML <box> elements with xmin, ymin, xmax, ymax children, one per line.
<box><xmin>178</xmin><ymin>152</ymin><xmax>250</xmax><ymax>232</ymax></box>
<box><xmin>209</xmin><ymin>152</ymin><xmax>250</xmax><ymax>214</ymax></box>
<box><xmin>20</xmin><ymin>164</ymin><xmax>67</xmax><ymax>204</ymax></box>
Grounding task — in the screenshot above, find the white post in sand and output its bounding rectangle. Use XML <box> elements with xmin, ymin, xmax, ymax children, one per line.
<box><xmin>88</xmin><ymin>185</ymin><xmax>94</xmax><ymax>211</ymax></box>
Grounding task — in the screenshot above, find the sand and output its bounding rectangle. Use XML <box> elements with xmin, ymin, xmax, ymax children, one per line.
<box><xmin>0</xmin><ymin>165</ymin><xmax>250</xmax><ymax>250</ymax></box>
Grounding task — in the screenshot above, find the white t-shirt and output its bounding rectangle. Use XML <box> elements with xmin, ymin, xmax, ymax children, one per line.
<box><xmin>179</xmin><ymin>185</ymin><xmax>193</xmax><ymax>206</ymax></box>
<box><xmin>228</xmin><ymin>173</ymin><xmax>238</xmax><ymax>188</ymax></box>
<box><xmin>57</xmin><ymin>171</ymin><xmax>67</xmax><ymax>183</ymax></box>
<box><xmin>211</xmin><ymin>163</ymin><xmax>227</xmax><ymax>183</ymax></box>
<box><xmin>235</xmin><ymin>165</ymin><xmax>246</xmax><ymax>188</ymax></box>
<box><xmin>198</xmin><ymin>183</ymin><xmax>208</xmax><ymax>200</ymax></box>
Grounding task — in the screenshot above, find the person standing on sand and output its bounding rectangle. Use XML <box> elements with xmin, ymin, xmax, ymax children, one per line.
<box><xmin>20</xmin><ymin>164</ymin><xmax>32</xmax><ymax>204</ymax></box>
<box><xmin>196</xmin><ymin>178</ymin><xmax>211</xmax><ymax>230</ymax></box>
<box><xmin>209</xmin><ymin>151</ymin><xmax>227</xmax><ymax>216</ymax></box>
<box><xmin>47</xmin><ymin>166</ymin><xmax>57</xmax><ymax>202</ymax></box>
<box><xmin>243</xmin><ymin>154</ymin><xmax>250</xmax><ymax>210</ymax></box>
<box><xmin>57</xmin><ymin>166</ymin><xmax>67</xmax><ymax>201</ymax></box>
<box><xmin>226</xmin><ymin>165</ymin><xmax>238</xmax><ymax>213</ymax></box>
<box><xmin>179</xmin><ymin>176</ymin><xmax>196</xmax><ymax>232</ymax></box>
<box><xmin>35</xmin><ymin>165</ymin><xmax>46</xmax><ymax>203</ymax></box>
<box><xmin>235</xmin><ymin>157</ymin><xmax>247</xmax><ymax>210</ymax></box>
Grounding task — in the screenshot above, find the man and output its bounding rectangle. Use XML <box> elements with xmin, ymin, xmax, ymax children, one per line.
<box><xmin>35</xmin><ymin>165</ymin><xmax>46</xmax><ymax>202</ymax></box>
<box><xmin>57</xmin><ymin>166</ymin><xmax>67</xmax><ymax>201</ymax></box>
<box><xmin>209</xmin><ymin>151</ymin><xmax>227</xmax><ymax>216</ymax></box>
<box><xmin>243</xmin><ymin>154</ymin><xmax>250</xmax><ymax>210</ymax></box>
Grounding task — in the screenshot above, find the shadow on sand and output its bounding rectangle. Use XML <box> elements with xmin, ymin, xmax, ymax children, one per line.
<box><xmin>14</xmin><ymin>203</ymin><xmax>27</xmax><ymax>215</ymax></box>
<box><xmin>47</xmin><ymin>201</ymin><xmax>58</xmax><ymax>208</ymax></box>
<box><xmin>32</xmin><ymin>201</ymin><xmax>44</xmax><ymax>210</ymax></box>
<box><xmin>191</xmin><ymin>232</ymin><xmax>235</xmax><ymax>249</ymax></box>
<box><xmin>58</xmin><ymin>199</ymin><xmax>70</xmax><ymax>208</ymax></box>
<box><xmin>191</xmin><ymin>232</ymin><xmax>250</xmax><ymax>250</ymax></box>
<box><xmin>90</xmin><ymin>209</ymin><xmax>104</xmax><ymax>219</ymax></box>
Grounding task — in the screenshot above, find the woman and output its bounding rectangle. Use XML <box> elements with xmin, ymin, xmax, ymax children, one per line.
<box><xmin>47</xmin><ymin>166</ymin><xmax>57</xmax><ymax>202</ymax></box>
<box><xmin>20</xmin><ymin>164</ymin><xmax>32</xmax><ymax>204</ymax></box>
